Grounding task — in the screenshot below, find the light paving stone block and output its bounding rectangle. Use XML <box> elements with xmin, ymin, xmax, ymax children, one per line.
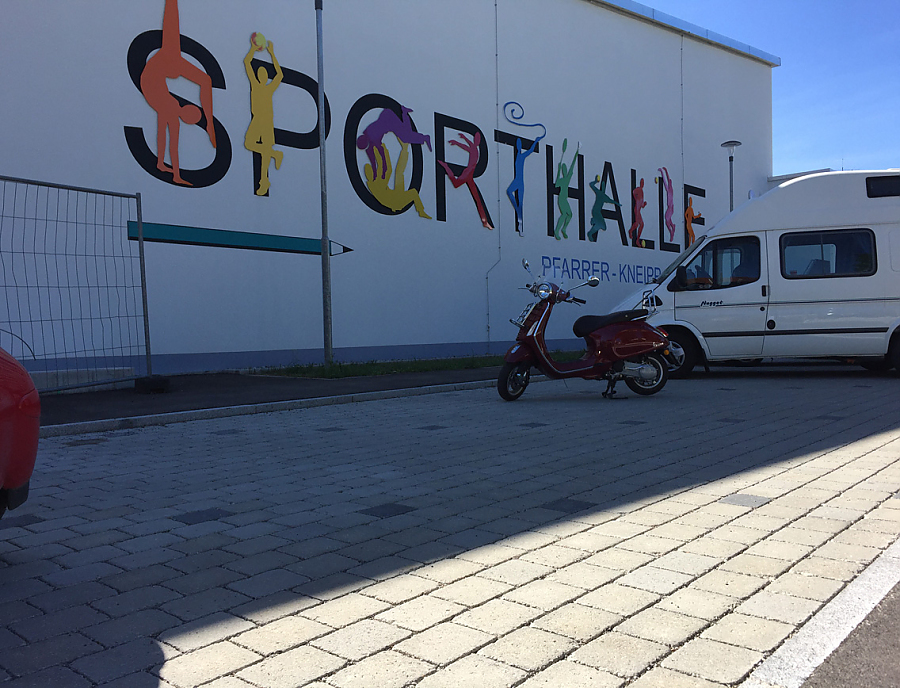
<box><xmin>679</xmin><ymin>537</ymin><xmax>746</xmax><ymax>560</ymax></box>
<box><xmin>570</xmin><ymin>631</ymin><xmax>666</xmax><ymax>678</ymax></box>
<box><xmin>520</xmin><ymin>544</ymin><xmax>590</xmax><ymax>568</ymax></box>
<box><xmin>813</xmin><ymin>541</ymin><xmax>881</xmax><ymax>564</ymax></box>
<box><xmin>518</xmin><ymin>660</ymin><xmax>623</xmax><ymax>688</ymax></box>
<box><xmin>232</xmin><ymin>615</ymin><xmax>330</xmax><ymax>654</ymax></box>
<box><xmin>617</xmin><ymin>565</ymin><xmax>693</xmax><ymax>595</ymax></box>
<box><xmin>501</xmin><ymin>579</ymin><xmax>582</xmax><ymax>611</ymax></box>
<box><xmin>71</xmin><ymin>637</ymin><xmax>167</xmax><ymax>684</ymax></box>
<box><xmin>312</xmin><ymin>618</ymin><xmax>410</xmax><ymax>660</ymax></box>
<box><xmin>728</xmin><ymin>514</ymin><xmax>790</xmax><ymax>532</ymax></box>
<box><xmin>735</xmin><ymin>591</ymin><xmax>821</xmax><ymax>625</ymax></box>
<box><xmin>454</xmin><ymin>598</ymin><xmax>543</xmax><ymax>635</ymax></box>
<box><xmin>327</xmin><ymin>650</ymin><xmax>434</xmax><ymax>688</ymax></box>
<box><xmin>700</xmin><ymin>612</ymin><xmax>793</xmax><ymax>652</ymax></box>
<box><xmin>744</xmin><ymin>539</ymin><xmax>815</xmax><ymax>561</ymax></box>
<box><xmin>616</xmin><ymin>607</ymin><xmax>708</xmax><ymax>646</ymax></box>
<box><xmin>690</xmin><ymin>570</ymin><xmax>767</xmax><ymax>598</ymax></box>
<box><xmin>198</xmin><ymin>677</ymin><xmax>257</xmax><ymax>688</ymax></box>
<box><xmin>629</xmin><ymin>667</ymin><xmax>728</xmax><ymax>687</ymax></box>
<box><xmin>158</xmin><ymin>612</ymin><xmax>255</xmax><ymax>652</ymax></box>
<box><xmin>158</xmin><ymin>641</ymin><xmax>261</xmax><ymax>688</ymax></box>
<box><xmin>669</xmin><ymin>511</ymin><xmax>733</xmax><ymax>531</ymax></box>
<box><xmin>416</xmin><ymin>654</ymin><xmax>526</xmax><ymax>688</ymax></box>
<box><xmin>230</xmin><ymin>590</ymin><xmax>319</xmax><ymax>624</ymax></box>
<box><xmin>395</xmin><ymin>621</ymin><xmax>493</xmax><ymax>664</ymax></box>
<box><xmin>792</xmin><ymin>516</ymin><xmax>852</xmax><ymax>534</ymax></box>
<box><xmin>432</xmin><ymin>576</ymin><xmax>512</xmax><ymax>606</ymax></box>
<box><xmin>453</xmin><ymin>545</ymin><xmax>521</xmax><ymax>566</ymax></box>
<box><xmin>359</xmin><ymin>574</ymin><xmax>439</xmax><ymax>604</ymax></box>
<box><xmin>652</xmin><ymin>550</ymin><xmax>720</xmax><ymax>576</ymax></box>
<box><xmin>706</xmin><ymin>525</ymin><xmax>767</xmax><ymax>545</ymax></box>
<box><xmin>718</xmin><ymin>553</ymin><xmax>793</xmax><ymax>577</ymax></box>
<box><xmin>621</xmin><ymin>510</ymin><xmax>673</xmax><ymax>526</ymax></box>
<box><xmin>415</xmin><ymin>558</ymin><xmax>484</xmax><ymax>583</ymax></box>
<box><xmin>501</xmin><ymin>531</ymin><xmax>558</xmax><ymax>550</ymax></box>
<box><xmin>547</xmin><ymin>561</ymin><xmax>620</xmax><ymax>590</ymax></box>
<box><xmin>789</xmin><ymin>556</ymin><xmax>864</xmax><ymax>581</ymax></box>
<box><xmin>769</xmin><ymin>527</ymin><xmax>833</xmax><ymax>547</ymax></box>
<box><xmin>648</xmin><ymin>523</ymin><xmax>710</xmax><ymax>542</ymax></box>
<box><xmin>375</xmin><ymin>595</ymin><xmax>465</xmax><ymax>632</ymax></box>
<box><xmin>662</xmin><ymin>637</ymin><xmax>763</xmax><ymax>684</ymax></box>
<box><xmin>531</xmin><ymin>602</ymin><xmax>620</xmax><ymax>641</ymax></box>
<box><xmin>657</xmin><ymin>588</ymin><xmax>737</xmax><ymax>621</ymax></box>
<box><xmin>479</xmin><ymin>626</ymin><xmax>576</xmax><ymax>671</ymax></box>
<box><xmin>832</xmin><ymin>528</ymin><xmax>897</xmax><ymax>549</ymax></box>
<box><xmin>556</xmin><ymin>531</ymin><xmax>622</xmax><ymax>552</ymax></box>
<box><xmin>478</xmin><ymin>559</ymin><xmax>553</xmax><ymax>586</ymax></box>
<box><xmin>764</xmin><ymin>572</ymin><xmax>844</xmax><ymax>601</ymax></box>
<box><xmin>301</xmin><ymin>592</ymin><xmax>389</xmax><ymax>628</ymax></box>
<box><xmin>589</xmin><ymin>520</ymin><xmax>650</xmax><ymax>539</ymax></box>
<box><xmin>236</xmin><ymin>645</ymin><xmax>345</xmax><ymax>687</ymax></box>
<box><xmin>578</xmin><ymin>583</ymin><xmax>660</xmax><ymax>616</ymax></box>
<box><xmin>618</xmin><ymin>533</ymin><xmax>681</xmax><ymax>555</ymax></box>
<box><xmin>585</xmin><ymin>547</ymin><xmax>655</xmax><ymax>571</ymax></box>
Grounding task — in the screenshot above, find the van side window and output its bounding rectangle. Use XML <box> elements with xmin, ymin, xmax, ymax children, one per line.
<box><xmin>866</xmin><ymin>175</ymin><xmax>900</xmax><ymax>198</ymax></box>
<box><xmin>683</xmin><ymin>236</ymin><xmax>760</xmax><ymax>290</ymax></box>
<box><xmin>780</xmin><ymin>229</ymin><xmax>876</xmax><ymax>279</ymax></box>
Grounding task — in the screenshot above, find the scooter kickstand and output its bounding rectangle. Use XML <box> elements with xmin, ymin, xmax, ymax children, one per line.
<box><xmin>602</xmin><ymin>379</ymin><xmax>619</xmax><ymax>399</ymax></box>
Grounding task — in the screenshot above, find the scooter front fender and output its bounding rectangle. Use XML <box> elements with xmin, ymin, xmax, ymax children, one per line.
<box><xmin>503</xmin><ymin>342</ymin><xmax>536</xmax><ymax>365</ymax></box>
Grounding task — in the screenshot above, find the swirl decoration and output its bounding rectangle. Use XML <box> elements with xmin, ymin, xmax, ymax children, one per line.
<box><xmin>503</xmin><ymin>101</ymin><xmax>546</xmax><ymax>141</ymax></box>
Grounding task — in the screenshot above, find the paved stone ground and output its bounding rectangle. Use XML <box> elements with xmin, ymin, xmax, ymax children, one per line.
<box><xmin>2</xmin><ymin>372</ymin><xmax>899</xmax><ymax>687</ymax></box>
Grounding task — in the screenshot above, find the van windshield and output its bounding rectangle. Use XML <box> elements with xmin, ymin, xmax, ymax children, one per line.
<box><xmin>654</xmin><ymin>235</ymin><xmax>706</xmax><ymax>284</ymax></box>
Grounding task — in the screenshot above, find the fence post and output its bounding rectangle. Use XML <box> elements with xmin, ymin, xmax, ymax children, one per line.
<box><xmin>136</xmin><ymin>192</ymin><xmax>153</xmax><ymax>378</ymax></box>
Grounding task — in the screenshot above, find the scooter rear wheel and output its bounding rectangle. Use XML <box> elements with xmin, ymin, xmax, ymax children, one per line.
<box><xmin>624</xmin><ymin>353</ymin><xmax>668</xmax><ymax>395</ymax></box>
<box><xmin>498</xmin><ymin>362</ymin><xmax>530</xmax><ymax>401</ymax></box>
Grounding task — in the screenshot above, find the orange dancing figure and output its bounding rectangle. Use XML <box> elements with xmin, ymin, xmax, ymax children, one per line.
<box><xmin>685</xmin><ymin>196</ymin><xmax>702</xmax><ymax>245</ymax></box>
<box><xmin>140</xmin><ymin>0</ymin><xmax>217</xmax><ymax>186</ymax></box>
<box><xmin>628</xmin><ymin>178</ymin><xmax>647</xmax><ymax>246</ymax></box>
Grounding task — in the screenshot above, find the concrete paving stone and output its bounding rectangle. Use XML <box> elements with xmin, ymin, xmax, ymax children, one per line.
<box><xmin>579</xmin><ymin>583</ymin><xmax>660</xmax><ymax>616</ymax></box>
<box><xmin>768</xmin><ymin>526</ymin><xmax>834</xmax><ymax>547</ymax></box>
<box><xmin>621</xmin><ymin>510</ymin><xmax>675</xmax><ymax>527</ymax></box>
<box><xmin>158</xmin><ymin>640</ymin><xmax>261</xmax><ymax>688</ymax></box>
<box><xmin>789</xmin><ymin>555</ymin><xmax>865</xmax><ymax>582</ymax></box>
<box><xmin>616</xmin><ymin>607</ymin><xmax>708</xmax><ymax>646</ymax></box>
<box><xmin>359</xmin><ymin>573</ymin><xmax>440</xmax><ymax>604</ymax></box>
<box><xmin>735</xmin><ymin>590</ymin><xmax>822</xmax><ymax>624</ymax></box>
<box><xmin>662</xmin><ymin>637</ymin><xmax>763</xmax><ymax>683</ymax></box>
<box><xmin>157</xmin><ymin>611</ymin><xmax>255</xmax><ymax>652</ymax></box>
<box><xmin>617</xmin><ymin>533</ymin><xmax>682</xmax><ymax>556</ymax></box>
<box><xmin>808</xmin><ymin>505</ymin><xmax>867</xmax><ymax>522</ymax></box>
<box><xmin>293</xmin><ymin>571</ymin><xmax>372</xmax><ymax>601</ymax></box>
<box><xmin>375</xmin><ymin>594</ymin><xmax>466</xmax><ymax>632</ymax></box>
<box><xmin>338</xmin><ymin>538</ymin><xmax>407</xmax><ymax>563</ymax></box>
<box><xmin>556</xmin><ymin>530</ymin><xmax>622</xmax><ymax>552</ymax></box>
<box><xmin>0</xmin><ymin>631</ymin><xmax>104</xmax><ymax>676</ymax></box>
<box><xmin>792</xmin><ymin>515</ymin><xmax>853</xmax><ymax>534</ymax></box>
<box><xmin>656</xmin><ymin>588</ymin><xmax>738</xmax><ymax>621</ymax></box>
<box><xmin>518</xmin><ymin>660</ymin><xmax>624</xmax><ymax>688</ymax></box>
<box><xmin>165</xmin><ymin>549</ymin><xmax>239</xmax><ymax>574</ymax></box>
<box><xmin>679</xmin><ymin>536</ymin><xmax>746</xmax><ymax>560</ymax></box>
<box><xmin>395</xmin><ymin>540</ymin><xmax>465</xmax><ymax>564</ymax></box>
<box><xmin>629</xmin><ymin>667</ymin><xmax>728</xmax><ymax>688</ymax></box>
<box><xmin>82</xmin><ymin>609</ymin><xmax>181</xmax><ymax>647</ymax></box>
<box><xmin>162</xmin><ymin>566</ymin><xmax>245</xmax><ymax>595</ymax></box>
<box><xmin>226</xmin><ymin>568</ymin><xmax>308</xmax><ymax>598</ymax></box>
<box><xmin>70</xmin><ymin>637</ymin><xmax>164</xmax><ymax>683</ymax></box>
<box><xmin>831</xmin><ymin>527</ymin><xmax>897</xmax><ymax>549</ymax></box>
<box><xmin>311</xmin><ymin>618</ymin><xmax>411</xmax><ymax>660</ymax></box>
<box><xmin>0</xmin><ymin>627</ymin><xmax>24</xmax><ymax>651</ymax></box>
<box><xmin>223</xmin><ymin>535</ymin><xmax>292</xmax><ymax>557</ymax></box>
<box><xmin>813</xmin><ymin>540</ymin><xmax>882</xmax><ymax>564</ymax></box>
<box><xmin>496</xmin><ymin>530</ymin><xmax>558</xmax><ymax>551</ymax></box>
<box><xmin>0</xmin><ymin>666</ymin><xmax>92</xmax><ymax>688</ymax></box>
<box><xmin>433</xmin><ymin>575</ymin><xmax>512</xmax><ymax>606</ymax></box>
<box><xmin>100</xmin><ymin>564</ymin><xmax>181</xmax><ymax>592</ymax></box>
<box><xmin>9</xmin><ymin>527</ymin><xmax>80</xmax><ymax>549</ymax></box>
<box><xmin>238</xmin><ymin>645</ymin><xmax>345</xmax><ymax>688</ymax></box>
<box><xmin>9</xmin><ymin>603</ymin><xmax>109</xmax><ymax>643</ymax></box>
<box><xmin>454</xmin><ymin>598</ymin><xmax>544</xmax><ymax>635</ymax></box>
<box><xmin>584</xmin><ymin>546</ymin><xmax>655</xmax><ymax>571</ymax></box>
<box><xmin>478</xmin><ymin>559</ymin><xmax>553</xmax><ymax>586</ymax></box>
<box><xmin>200</xmin><ymin>677</ymin><xmax>257</xmax><ymax>688</ymax></box>
<box><xmin>109</xmin><ymin>547</ymin><xmax>183</xmax><ymax>571</ymax></box>
<box><xmin>380</xmin><ymin>526</ymin><xmax>447</xmax><ymax>548</ymax></box>
<box><xmin>763</xmin><ymin>572</ymin><xmax>844</xmax><ymax>601</ymax></box>
<box><xmin>395</xmin><ymin>621</ymin><xmax>493</xmax><ymax>664</ymax></box>
<box><xmin>652</xmin><ymin>550</ymin><xmax>720</xmax><ymax>576</ymax></box>
<box><xmin>92</xmin><ymin>585</ymin><xmax>183</xmax><ymax>618</ymax></box>
<box><xmin>0</xmin><ymin>600</ymin><xmax>42</xmax><ymax>626</ymax></box>
<box><xmin>501</xmin><ymin>578</ymin><xmax>583</xmax><ymax>611</ymax></box>
<box><xmin>26</xmin><ymin>581</ymin><xmax>116</xmax><ymax>613</ymax></box>
<box><xmin>646</xmin><ymin>522</ymin><xmax>710</xmax><ymax>542</ymax></box>
<box><xmin>479</xmin><ymin>626</ymin><xmax>576</xmax><ymax>671</ymax></box>
<box><xmin>159</xmin><ymin>587</ymin><xmax>250</xmax><ymax>622</ymax></box>
<box><xmin>40</xmin><ymin>561</ymin><xmax>124</xmax><ymax>588</ymax></box>
<box><xmin>530</xmin><ymin>602</ymin><xmax>621</xmax><ymax>641</ymax></box>
<box><xmin>287</xmin><ymin>552</ymin><xmax>361</xmax><ymax>580</ymax></box>
<box><xmin>410</xmin><ymin>557</ymin><xmax>484</xmax><ymax>583</ymax></box>
<box><xmin>617</xmin><ymin>565</ymin><xmax>693</xmax><ymax>595</ymax></box>
<box><xmin>727</xmin><ymin>513</ymin><xmax>792</xmax><ymax>533</ymax></box>
<box><xmin>415</xmin><ymin>654</ymin><xmax>526</xmax><ymax>688</ymax></box>
<box><xmin>221</xmin><ymin>550</ymin><xmax>297</xmax><ymax>576</ymax></box>
<box><xmin>718</xmin><ymin>553</ymin><xmax>794</xmax><ymax>577</ymax></box>
<box><xmin>113</xmin><ymin>532</ymin><xmax>184</xmax><ymax>554</ymax></box>
<box><xmin>348</xmin><ymin>554</ymin><xmax>421</xmax><ymax>581</ymax></box>
<box><xmin>1</xmin><ymin>543</ymin><xmax>72</xmax><ymax>566</ymax></box>
<box><xmin>301</xmin><ymin>592</ymin><xmax>389</xmax><ymax>627</ymax></box>
<box><xmin>668</xmin><ymin>511</ymin><xmax>733</xmax><ymax>531</ymax></box>
<box><xmin>532</xmin><ymin>519</ymin><xmax>593</xmax><ymax>539</ymax></box>
<box><xmin>119</xmin><ymin>518</ymin><xmax>184</xmax><ymax>537</ymax></box>
<box><xmin>276</xmin><ymin>535</ymin><xmax>344</xmax><ymax>559</ymax></box>
<box><xmin>232</xmin><ymin>615</ymin><xmax>330</xmax><ymax>654</ymax></box>
<box><xmin>328</xmin><ymin>649</ymin><xmax>434</xmax><ymax>688</ymax></box>
<box><xmin>570</xmin><ymin>630</ymin><xmax>667</xmax><ymax>678</ymax></box>
<box><xmin>229</xmin><ymin>589</ymin><xmax>319</xmax><ymax>624</ymax></box>
<box><xmin>700</xmin><ymin>611</ymin><xmax>794</xmax><ymax>652</ymax></box>
<box><xmin>690</xmin><ymin>569</ymin><xmax>768</xmax><ymax>598</ymax></box>
<box><xmin>455</xmin><ymin>544</ymin><xmax>521</xmax><ymax>566</ymax></box>
<box><xmin>706</xmin><ymin>524</ymin><xmax>768</xmax><ymax>545</ymax></box>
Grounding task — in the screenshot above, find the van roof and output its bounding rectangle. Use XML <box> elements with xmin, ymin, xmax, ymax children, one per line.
<box><xmin>710</xmin><ymin>170</ymin><xmax>900</xmax><ymax>236</ymax></box>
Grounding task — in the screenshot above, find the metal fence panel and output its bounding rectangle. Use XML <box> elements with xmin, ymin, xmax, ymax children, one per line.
<box><xmin>0</xmin><ymin>175</ymin><xmax>149</xmax><ymax>392</ymax></box>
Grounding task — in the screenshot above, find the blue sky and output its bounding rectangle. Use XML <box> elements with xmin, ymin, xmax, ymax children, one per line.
<box><xmin>644</xmin><ymin>0</ymin><xmax>900</xmax><ymax>176</ymax></box>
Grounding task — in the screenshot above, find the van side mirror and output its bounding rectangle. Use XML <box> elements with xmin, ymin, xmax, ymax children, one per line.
<box><xmin>668</xmin><ymin>265</ymin><xmax>688</xmax><ymax>292</ymax></box>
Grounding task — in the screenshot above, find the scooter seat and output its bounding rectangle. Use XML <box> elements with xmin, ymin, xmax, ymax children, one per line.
<box><xmin>572</xmin><ymin>309</ymin><xmax>649</xmax><ymax>338</ymax></box>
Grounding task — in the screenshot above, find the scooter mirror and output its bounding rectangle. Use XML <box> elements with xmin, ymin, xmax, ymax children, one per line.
<box><xmin>587</xmin><ymin>276</ymin><xmax>600</xmax><ymax>287</ymax></box>
<box><xmin>522</xmin><ymin>259</ymin><xmax>530</xmax><ymax>272</ymax></box>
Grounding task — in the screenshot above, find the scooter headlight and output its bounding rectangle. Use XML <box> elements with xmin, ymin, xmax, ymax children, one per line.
<box><xmin>536</xmin><ymin>283</ymin><xmax>552</xmax><ymax>300</ymax></box>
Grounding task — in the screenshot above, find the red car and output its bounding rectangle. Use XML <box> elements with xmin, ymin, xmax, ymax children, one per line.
<box><xmin>0</xmin><ymin>346</ymin><xmax>40</xmax><ymax>518</ymax></box>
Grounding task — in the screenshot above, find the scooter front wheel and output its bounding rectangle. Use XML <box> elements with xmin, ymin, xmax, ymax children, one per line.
<box><xmin>624</xmin><ymin>353</ymin><xmax>668</xmax><ymax>396</ymax></box>
<box><xmin>498</xmin><ymin>362</ymin><xmax>530</xmax><ymax>401</ymax></box>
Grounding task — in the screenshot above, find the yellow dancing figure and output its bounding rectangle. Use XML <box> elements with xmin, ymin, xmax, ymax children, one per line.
<box><xmin>244</xmin><ymin>35</ymin><xmax>283</xmax><ymax>195</ymax></box>
<box><xmin>365</xmin><ymin>140</ymin><xmax>431</xmax><ymax>218</ymax></box>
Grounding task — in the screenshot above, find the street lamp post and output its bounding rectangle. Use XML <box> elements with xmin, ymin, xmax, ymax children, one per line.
<box><xmin>315</xmin><ymin>0</ymin><xmax>333</xmax><ymax>364</ymax></box>
<box><xmin>720</xmin><ymin>140</ymin><xmax>742</xmax><ymax>212</ymax></box>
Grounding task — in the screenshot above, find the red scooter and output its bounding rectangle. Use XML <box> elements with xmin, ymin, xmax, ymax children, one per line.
<box><xmin>498</xmin><ymin>260</ymin><xmax>677</xmax><ymax>400</ymax></box>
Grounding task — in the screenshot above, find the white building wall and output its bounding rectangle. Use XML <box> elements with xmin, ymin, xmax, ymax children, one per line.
<box><xmin>0</xmin><ymin>0</ymin><xmax>778</xmax><ymax>371</ymax></box>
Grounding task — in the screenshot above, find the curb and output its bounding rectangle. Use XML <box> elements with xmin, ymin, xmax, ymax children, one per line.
<box><xmin>40</xmin><ymin>378</ymin><xmax>497</xmax><ymax>438</ymax></box>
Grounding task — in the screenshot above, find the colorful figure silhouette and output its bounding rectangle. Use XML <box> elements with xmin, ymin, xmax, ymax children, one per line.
<box><xmin>628</xmin><ymin>178</ymin><xmax>648</xmax><ymax>246</ymax></box>
<box><xmin>503</xmin><ymin>102</ymin><xmax>545</xmax><ymax>237</ymax></box>
<box><xmin>140</xmin><ymin>0</ymin><xmax>217</xmax><ymax>186</ymax></box>
<box><xmin>438</xmin><ymin>132</ymin><xmax>493</xmax><ymax>230</ymax></box>
<box><xmin>244</xmin><ymin>39</ymin><xmax>284</xmax><ymax>196</ymax></box>
<box><xmin>357</xmin><ymin>107</ymin><xmax>431</xmax><ymax>180</ymax></box>
<box><xmin>554</xmin><ymin>139</ymin><xmax>579</xmax><ymax>241</ymax></box>
<box><xmin>658</xmin><ymin>167</ymin><xmax>676</xmax><ymax>242</ymax></box>
<box><xmin>364</xmin><ymin>141</ymin><xmax>431</xmax><ymax>218</ymax></box>
<box><xmin>685</xmin><ymin>196</ymin><xmax>702</xmax><ymax>245</ymax></box>
<box><xmin>588</xmin><ymin>175</ymin><xmax>621</xmax><ymax>243</ymax></box>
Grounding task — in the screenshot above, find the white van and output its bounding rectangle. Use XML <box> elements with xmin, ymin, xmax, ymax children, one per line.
<box><xmin>614</xmin><ymin>170</ymin><xmax>900</xmax><ymax>376</ymax></box>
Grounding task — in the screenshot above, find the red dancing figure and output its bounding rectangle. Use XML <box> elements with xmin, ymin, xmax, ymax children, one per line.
<box><xmin>628</xmin><ymin>178</ymin><xmax>648</xmax><ymax>246</ymax></box>
<box><xmin>438</xmin><ymin>132</ymin><xmax>493</xmax><ymax>229</ymax></box>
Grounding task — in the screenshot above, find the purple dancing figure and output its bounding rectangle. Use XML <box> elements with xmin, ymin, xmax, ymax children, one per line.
<box><xmin>659</xmin><ymin>167</ymin><xmax>676</xmax><ymax>242</ymax></box>
<box><xmin>357</xmin><ymin>106</ymin><xmax>431</xmax><ymax>179</ymax></box>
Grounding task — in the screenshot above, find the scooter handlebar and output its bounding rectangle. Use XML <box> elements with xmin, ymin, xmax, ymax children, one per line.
<box><xmin>570</xmin><ymin>297</ymin><xmax>586</xmax><ymax>305</ymax></box>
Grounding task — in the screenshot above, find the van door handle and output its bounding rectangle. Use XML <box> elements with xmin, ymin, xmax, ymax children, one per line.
<box><xmin>761</xmin><ymin>285</ymin><xmax>767</xmax><ymax>297</ymax></box>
